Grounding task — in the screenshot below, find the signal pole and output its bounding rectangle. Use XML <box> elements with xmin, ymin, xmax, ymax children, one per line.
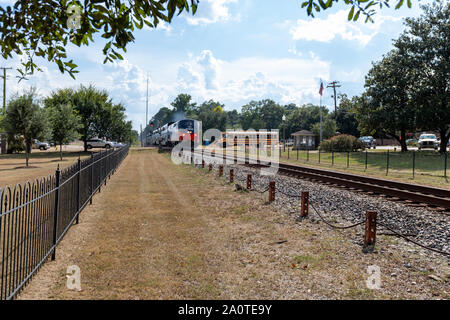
<box><xmin>327</xmin><ymin>81</ymin><xmax>341</xmax><ymax>118</ymax></box>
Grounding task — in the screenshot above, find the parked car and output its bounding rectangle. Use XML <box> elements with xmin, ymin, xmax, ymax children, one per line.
<box><xmin>418</xmin><ymin>133</ymin><xmax>438</xmax><ymax>151</ymax></box>
<box><xmin>86</xmin><ymin>139</ymin><xmax>114</xmax><ymax>149</ymax></box>
<box><xmin>359</xmin><ymin>136</ymin><xmax>376</xmax><ymax>149</ymax></box>
<box><xmin>112</xmin><ymin>141</ymin><xmax>124</xmax><ymax>148</ymax></box>
<box><xmin>32</xmin><ymin>140</ymin><xmax>50</xmax><ymax>150</ymax></box>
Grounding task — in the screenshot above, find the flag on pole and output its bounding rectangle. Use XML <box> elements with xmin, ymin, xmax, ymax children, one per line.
<box><xmin>319</xmin><ymin>81</ymin><xmax>324</xmax><ymax>96</ymax></box>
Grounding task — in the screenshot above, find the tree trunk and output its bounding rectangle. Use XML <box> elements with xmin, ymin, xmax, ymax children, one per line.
<box><xmin>25</xmin><ymin>141</ymin><xmax>31</xmax><ymax>167</ymax></box>
<box><xmin>60</xmin><ymin>143</ymin><xmax>63</xmax><ymax>161</ymax></box>
<box><xmin>400</xmin><ymin>130</ymin><xmax>408</xmax><ymax>152</ymax></box>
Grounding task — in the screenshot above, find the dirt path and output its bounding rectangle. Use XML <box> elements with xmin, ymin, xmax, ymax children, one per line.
<box><xmin>18</xmin><ymin>149</ymin><xmax>449</xmax><ymax>300</ymax></box>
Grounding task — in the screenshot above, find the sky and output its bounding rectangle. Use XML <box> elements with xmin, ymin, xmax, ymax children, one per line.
<box><xmin>0</xmin><ymin>0</ymin><xmax>432</xmax><ymax>131</ymax></box>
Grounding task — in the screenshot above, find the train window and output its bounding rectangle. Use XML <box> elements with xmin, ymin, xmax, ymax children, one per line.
<box><xmin>178</xmin><ymin>120</ymin><xmax>194</xmax><ymax>130</ymax></box>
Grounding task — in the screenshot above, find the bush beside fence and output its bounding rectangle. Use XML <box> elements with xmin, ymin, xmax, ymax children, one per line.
<box><xmin>0</xmin><ymin>145</ymin><xmax>129</xmax><ymax>300</ymax></box>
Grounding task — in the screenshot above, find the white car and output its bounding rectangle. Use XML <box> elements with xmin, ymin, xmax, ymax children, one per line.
<box><xmin>112</xmin><ymin>141</ymin><xmax>124</xmax><ymax>148</ymax></box>
<box><xmin>418</xmin><ymin>134</ymin><xmax>438</xmax><ymax>151</ymax></box>
<box><xmin>32</xmin><ymin>140</ymin><xmax>50</xmax><ymax>150</ymax></box>
<box><xmin>86</xmin><ymin>139</ymin><xmax>114</xmax><ymax>149</ymax></box>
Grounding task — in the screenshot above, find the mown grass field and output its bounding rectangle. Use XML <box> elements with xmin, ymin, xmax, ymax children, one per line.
<box><xmin>0</xmin><ymin>147</ymin><xmax>95</xmax><ymax>188</ymax></box>
<box><xmin>277</xmin><ymin>148</ymin><xmax>449</xmax><ymax>189</ymax></box>
<box><xmin>211</xmin><ymin>145</ymin><xmax>449</xmax><ymax>189</ymax></box>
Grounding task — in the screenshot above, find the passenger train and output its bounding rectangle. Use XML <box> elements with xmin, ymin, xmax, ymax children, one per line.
<box><xmin>146</xmin><ymin>118</ymin><xmax>200</xmax><ymax>147</ymax></box>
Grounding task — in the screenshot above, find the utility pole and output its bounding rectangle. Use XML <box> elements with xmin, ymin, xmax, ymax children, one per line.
<box><xmin>327</xmin><ymin>81</ymin><xmax>341</xmax><ymax>118</ymax></box>
<box><xmin>140</xmin><ymin>124</ymin><xmax>143</xmax><ymax>147</ymax></box>
<box><xmin>0</xmin><ymin>67</ymin><xmax>12</xmax><ymax>154</ymax></box>
<box><xmin>0</xmin><ymin>67</ymin><xmax>12</xmax><ymax>115</ymax></box>
<box><xmin>146</xmin><ymin>74</ymin><xmax>149</xmax><ymax>127</ymax></box>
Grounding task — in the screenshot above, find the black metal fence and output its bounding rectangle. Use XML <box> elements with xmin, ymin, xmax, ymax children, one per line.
<box><xmin>0</xmin><ymin>145</ymin><xmax>129</xmax><ymax>300</ymax></box>
<box><xmin>280</xmin><ymin>148</ymin><xmax>449</xmax><ymax>180</ymax></box>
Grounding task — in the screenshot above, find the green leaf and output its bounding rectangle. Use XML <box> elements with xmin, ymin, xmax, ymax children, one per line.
<box><xmin>395</xmin><ymin>0</ymin><xmax>404</xmax><ymax>10</ymax></box>
<box><xmin>348</xmin><ymin>6</ymin><xmax>355</xmax><ymax>20</ymax></box>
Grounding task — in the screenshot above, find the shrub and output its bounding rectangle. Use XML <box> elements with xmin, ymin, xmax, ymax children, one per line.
<box><xmin>319</xmin><ymin>134</ymin><xmax>365</xmax><ymax>152</ymax></box>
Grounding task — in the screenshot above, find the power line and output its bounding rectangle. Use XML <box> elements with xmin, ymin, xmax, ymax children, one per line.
<box><xmin>327</xmin><ymin>80</ymin><xmax>341</xmax><ymax>118</ymax></box>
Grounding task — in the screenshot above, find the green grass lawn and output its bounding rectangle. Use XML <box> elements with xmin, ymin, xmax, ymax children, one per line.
<box><xmin>277</xmin><ymin>148</ymin><xmax>449</xmax><ymax>188</ymax></box>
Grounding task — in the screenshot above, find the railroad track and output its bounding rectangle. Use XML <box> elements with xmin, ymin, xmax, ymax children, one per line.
<box><xmin>189</xmin><ymin>150</ymin><xmax>450</xmax><ymax>211</ymax></box>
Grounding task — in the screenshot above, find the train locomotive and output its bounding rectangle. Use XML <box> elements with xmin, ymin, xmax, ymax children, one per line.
<box><xmin>146</xmin><ymin>118</ymin><xmax>200</xmax><ymax>147</ymax></box>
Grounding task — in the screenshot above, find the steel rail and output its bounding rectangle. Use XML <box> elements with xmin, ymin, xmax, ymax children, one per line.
<box><xmin>190</xmin><ymin>150</ymin><xmax>450</xmax><ymax>210</ymax></box>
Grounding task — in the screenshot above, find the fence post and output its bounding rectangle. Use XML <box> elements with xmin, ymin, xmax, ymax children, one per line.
<box><xmin>219</xmin><ymin>165</ymin><xmax>223</xmax><ymax>177</ymax></box>
<box><xmin>412</xmin><ymin>151</ymin><xmax>415</xmax><ymax>179</ymax></box>
<box><xmin>51</xmin><ymin>165</ymin><xmax>61</xmax><ymax>261</ymax></box>
<box><xmin>209</xmin><ymin>164</ymin><xmax>212</xmax><ymax>172</ymax></box>
<box><xmin>90</xmin><ymin>153</ymin><xmax>94</xmax><ymax>205</ymax></box>
<box><xmin>296</xmin><ymin>149</ymin><xmax>298</xmax><ymax>160</ymax></box>
<box><xmin>332</xmin><ymin>150</ymin><xmax>334</xmax><ymax>166</ymax></box>
<box><xmin>104</xmin><ymin>150</ymin><xmax>107</xmax><ymax>186</ymax></box>
<box><xmin>230</xmin><ymin>169</ymin><xmax>234</xmax><ymax>183</ymax></box>
<box><xmin>202</xmin><ymin>160</ymin><xmax>205</xmax><ymax>168</ymax></box>
<box><xmin>318</xmin><ymin>149</ymin><xmax>321</xmax><ymax>163</ymax></box>
<box><xmin>307</xmin><ymin>149</ymin><xmax>309</xmax><ymax>162</ymax></box>
<box><xmin>347</xmin><ymin>151</ymin><xmax>350</xmax><ymax>168</ymax></box>
<box><xmin>247</xmin><ymin>174</ymin><xmax>252</xmax><ymax>189</ymax></box>
<box><xmin>288</xmin><ymin>147</ymin><xmax>289</xmax><ymax>159</ymax></box>
<box><xmin>268</xmin><ymin>181</ymin><xmax>275</xmax><ymax>202</ymax></box>
<box><xmin>386</xmin><ymin>150</ymin><xmax>389</xmax><ymax>176</ymax></box>
<box><xmin>363</xmin><ymin>211</ymin><xmax>377</xmax><ymax>252</ymax></box>
<box><xmin>301</xmin><ymin>191</ymin><xmax>309</xmax><ymax>217</ymax></box>
<box><xmin>365</xmin><ymin>150</ymin><xmax>368</xmax><ymax>171</ymax></box>
<box><xmin>76</xmin><ymin>157</ymin><xmax>81</xmax><ymax>224</ymax></box>
<box><xmin>99</xmin><ymin>150</ymin><xmax>102</xmax><ymax>193</ymax></box>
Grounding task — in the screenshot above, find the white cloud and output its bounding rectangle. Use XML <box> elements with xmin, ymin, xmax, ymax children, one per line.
<box><xmin>185</xmin><ymin>0</ymin><xmax>238</xmax><ymax>26</ymax></box>
<box><xmin>196</xmin><ymin>50</ymin><xmax>221</xmax><ymax>90</ymax></box>
<box><xmin>175</xmin><ymin>50</ymin><xmax>330</xmax><ymax>108</ymax></box>
<box><xmin>289</xmin><ymin>10</ymin><xmax>402</xmax><ymax>46</ymax></box>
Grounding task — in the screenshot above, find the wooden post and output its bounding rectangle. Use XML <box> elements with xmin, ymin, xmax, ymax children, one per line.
<box><xmin>230</xmin><ymin>169</ymin><xmax>234</xmax><ymax>183</ymax></box>
<box><xmin>219</xmin><ymin>165</ymin><xmax>223</xmax><ymax>177</ymax></box>
<box><xmin>364</xmin><ymin>211</ymin><xmax>377</xmax><ymax>251</ymax></box>
<box><xmin>209</xmin><ymin>164</ymin><xmax>212</xmax><ymax>172</ymax></box>
<box><xmin>301</xmin><ymin>191</ymin><xmax>309</xmax><ymax>217</ymax></box>
<box><xmin>247</xmin><ymin>174</ymin><xmax>252</xmax><ymax>189</ymax></box>
<box><xmin>202</xmin><ymin>160</ymin><xmax>205</xmax><ymax>168</ymax></box>
<box><xmin>269</xmin><ymin>181</ymin><xmax>275</xmax><ymax>202</ymax></box>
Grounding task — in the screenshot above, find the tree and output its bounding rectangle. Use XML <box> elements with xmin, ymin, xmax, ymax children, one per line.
<box><xmin>333</xmin><ymin>94</ymin><xmax>360</xmax><ymax>137</ymax></box>
<box><xmin>356</xmin><ymin>50</ymin><xmax>416</xmax><ymax>152</ymax></box>
<box><xmin>300</xmin><ymin>0</ymin><xmax>414</xmax><ymax>23</ymax></box>
<box><xmin>394</xmin><ymin>1</ymin><xmax>450</xmax><ymax>152</ymax></box>
<box><xmin>283</xmin><ymin>104</ymin><xmax>329</xmax><ymax>137</ymax></box>
<box><xmin>240</xmin><ymin>99</ymin><xmax>284</xmax><ymax>131</ymax></box>
<box><xmin>312</xmin><ymin>118</ymin><xmax>337</xmax><ymax>140</ymax></box>
<box><xmin>3</xmin><ymin>89</ymin><xmax>48</xmax><ymax>167</ymax></box>
<box><xmin>47</xmin><ymin>103</ymin><xmax>81</xmax><ymax>160</ymax></box>
<box><xmin>171</xmin><ymin>93</ymin><xmax>197</xmax><ymax>115</ymax></box>
<box><xmin>0</xmin><ymin>0</ymin><xmax>198</xmax><ymax>79</ymax></box>
<box><xmin>226</xmin><ymin>110</ymin><xmax>241</xmax><ymax>129</ymax></box>
<box><xmin>150</xmin><ymin>107</ymin><xmax>173</xmax><ymax>128</ymax></box>
<box><xmin>72</xmin><ymin>85</ymin><xmax>110</xmax><ymax>151</ymax></box>
<box><xmin>194</xmin><ymin>100</ymin><xmax>227</xmax><ymax>132</ymax></box>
